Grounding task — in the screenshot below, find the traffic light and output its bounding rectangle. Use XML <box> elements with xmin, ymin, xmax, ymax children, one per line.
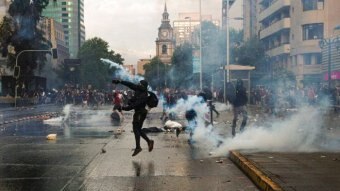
<box><xmin>1</xmin><ymin>45</ymin><xmax>8</xmax><ymax>57</ymax></box>
<box><xmin>51</xmin><ymin>48</ymin><xmax>58</xmax><ymax>59</ymax></box>
<box><xmin>14</xmin><ymin>66</ymin><xmax>20</xmax><ymax>79</ymax></box>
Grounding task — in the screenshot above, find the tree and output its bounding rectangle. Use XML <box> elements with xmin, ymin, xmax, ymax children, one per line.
<box><xmin>6</xmin><ymin>0</ymin><xmax>51</xmax><ymax>78</ymax></box>
<box><xmin>76</xmin><ymin>37</ymin><xmax>124</xmax><ymax>89</ymax></box>
<box><xmin>170</xmin><ymin>42</ymin><xmax>193</xmax><ymax>88</ymax></box>
<box><xmin>0</xmin><ymin>16</ymin><xmax>14</xmax><ymax>57</ymax></box>
<box><xmin>234</xmin><ymin>37</ymin><xmax>266</xmax><ymax>67</ymax></box>
<box><xmin>143</xmin><ymin>56</ymin><xmax>168</xmax><ymax>90</ymax></box>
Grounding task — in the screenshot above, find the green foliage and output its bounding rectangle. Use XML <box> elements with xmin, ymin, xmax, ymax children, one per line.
<box><xmin>234</xmin><ymin>37</ymin><xmax>266</xmax><ymax>66</ymax></box>
<box><xmin>0</xmin><ymin>16</ymin><xmax>13</xmax><ymax>48</ymax></box>
<box><xmin>143</xmin><ymin>56</ymin><xmax>168</xmax><ymax>90</ymax></box>
<box><xmin>170</xmin><ymin>43</ymin><xmax>193</xmax><ymax>88</ymax></box>
<box><xmin>76</xmin><ymin>37</ymin><xmax>124</xmax><ymax>89</ymax></box>
<box><xmin>5</xmin><ymin>0</ymin><xmax>50</xmax><ymax>78</ymax></box>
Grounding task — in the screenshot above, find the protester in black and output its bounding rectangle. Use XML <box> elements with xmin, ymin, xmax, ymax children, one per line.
<box><xmin>112</xmin><ymin>79</ymin><xmax>154</xmax><ymax>156</ymax></box>
<box><xmin>231</xmin><ymin>79</ymin><xmax>248</xmax><ymax>137</ymax></box>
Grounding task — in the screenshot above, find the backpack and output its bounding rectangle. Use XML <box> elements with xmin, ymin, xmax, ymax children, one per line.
<box><xmin>146</xmin><ymin>91</ymin><xmax>159</xmax><ymax>108</ymax></box>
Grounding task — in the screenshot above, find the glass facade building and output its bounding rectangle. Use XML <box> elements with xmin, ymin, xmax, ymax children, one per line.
<box><xmin>43</xmin><ymin>0</ymin><xmax>85</xmax><ymax>58</ymax></box>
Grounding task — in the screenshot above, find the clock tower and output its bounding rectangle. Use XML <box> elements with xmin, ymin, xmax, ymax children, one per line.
<box><xmin>156</xmin><ymin>3</ymin><xmax>174</xmax><ymax>65</ymax></box>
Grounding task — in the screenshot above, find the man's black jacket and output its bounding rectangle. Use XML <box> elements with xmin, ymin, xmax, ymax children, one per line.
<box><xmin>120</xmin><ymin>81</ymin><xmax>148</xmax><ymax>111</ymax></box>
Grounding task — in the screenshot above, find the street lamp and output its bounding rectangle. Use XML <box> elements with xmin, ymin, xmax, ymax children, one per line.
<box><xmin>199</xmin><ymin>0</ymin><xmax>202</xmax><ymax>90</ymax></box>
<box><xmin>319</xmin><ymin>35</ymin><xmax>340</xmax><ymax>90</ymax></box>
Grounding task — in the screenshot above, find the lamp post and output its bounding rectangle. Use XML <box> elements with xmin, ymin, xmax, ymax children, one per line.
<box><xmin>319</xmin><ymin>35</ymin><xmax>340</xmax><ymax>90</ymax></box>
<box><xmin>199</xmin><ymin>0</ymin><xmax>202</xmax><ymax>90</ymax></box>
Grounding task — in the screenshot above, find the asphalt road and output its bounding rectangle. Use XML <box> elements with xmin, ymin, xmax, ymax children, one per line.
<box><xmin>0</xmin><ymin>105</ymin><xmax>258</xmax><ymax>191</ymax></box>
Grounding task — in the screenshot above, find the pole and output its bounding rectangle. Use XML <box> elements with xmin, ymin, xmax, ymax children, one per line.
<box><xmin>199</xmin><ymin>0</ymin><xmax>202</xmax><ymax>90</ymax></box>
<box><xmin>328</xmin><ymin>42</ymin><xmax>331</xmax><ymax>89</ymax></box>
<box><xmin>226</xmin><ymin>0</ymin><xmax>230</xmax><ymax>83</ymax></box>
<box><xmin>223</xmin><ymin>0</ymin><xmax>230</xmax><ymax>103</ymax></box>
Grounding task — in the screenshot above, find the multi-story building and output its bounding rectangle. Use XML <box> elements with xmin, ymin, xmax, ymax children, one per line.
<box><xmin>42</xmin><ymin>0</ymin><xmax>85</xmax><ymax>58</ymax></box>
<box><xmin>173</xmin><ymin>13</ymin><xmax>220</xmax><ymax>47</ymax></box>
<box><xmin>137</xmin><ymin>59</ymin><xmax>151</xmax><ymax>75</ymax></box>
<box><xmin>123</xmin><ymin>64</ymin><xmax>135</xmax><ymax>76</ymax></box>
<box><xmin>245</xmin><ymin>0</ymin><xmax>340</xmax><ymax>87</ymax></box>
<box><xmin>40</xmin><ymin>17</ymin><xmax>69</xmax><ymax>68</ymax></box>
<box><xmin>242</xmin><ymin>0</ymin><xmax>259</xmax><ymax>41</ymax></box>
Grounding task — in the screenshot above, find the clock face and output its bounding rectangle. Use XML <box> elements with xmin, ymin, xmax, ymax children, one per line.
<box><xmin>161</xmin><ymin>31</ymin><xmax>168</xmax><ymax>37</ymax></box>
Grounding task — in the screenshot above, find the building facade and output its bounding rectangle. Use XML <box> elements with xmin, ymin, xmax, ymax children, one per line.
<box><xmin>123</xmin><ymin>64</ymin><xmax>135</xmax><ymax>76</ymax></box>
<box><xmin>155</xmin><ymin>3</ymin><xmax>175</xmax><ymax>65</ymax></box>
<box><xmin>42</xmin><ymin>0</ymin><xmax>85</xmax><ymax>58</ymax></box>
<box><xmin>245</xmin><ymin>0</ymin><xmax>340</xmax><ymax>87</ymax></box>
<box><xmin>243</xmin><ymin>0</ymin><xmax>259</xmax><ymax>41</ymax></box>
<box><xmin>40</xmin><ymin>18</ymin><xmax>69</xmax><ymax>68</ymax></box>
<box><xmin>137</xmin><ymin>59</ymin><xmax>151</xmax><ymax>75</ymax></box>
<box><xmin>173</xmin><ymin>13</ymin><xmax>220</xmax><ymax>47</ymax></box>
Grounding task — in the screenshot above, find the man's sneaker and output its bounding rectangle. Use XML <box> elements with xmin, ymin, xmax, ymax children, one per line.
<box><xmin>148</xmin><ymin>140</ymin><xmax>154</xmax><ymax>152</ymax></box>
<box><xmin>132</xmin><ymin>148</ymin><xmax>142</xmax><ymax>156</ymax></box>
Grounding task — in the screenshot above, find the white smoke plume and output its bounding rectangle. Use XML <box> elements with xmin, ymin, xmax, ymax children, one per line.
<box><xmin>100</xmin><ymin>58</ymin><xmax>144</xmax><ymax>83</ymax></box>
<box><xmin>213</xmin><ymin>106</ymin><xmax>326</xmax><ymax>156</ymax></box>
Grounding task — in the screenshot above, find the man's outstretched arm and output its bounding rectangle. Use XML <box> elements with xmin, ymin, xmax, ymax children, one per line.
<box><xmin>112</xmin><ymin>79</ymin><xmax>144</xmax><ymax>91</ymax></box>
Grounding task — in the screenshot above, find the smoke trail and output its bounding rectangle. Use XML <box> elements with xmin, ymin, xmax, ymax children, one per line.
<box><xmin>100</xmin><ymin>58</ymin><xmax>144</xmax><ymax>83</ymax></box>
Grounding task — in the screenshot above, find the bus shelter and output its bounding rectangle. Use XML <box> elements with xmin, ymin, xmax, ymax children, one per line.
<box><xmin>225</xmin><ymin>64</ymin><xmax>255</xmax><ymax>101</ymax></box>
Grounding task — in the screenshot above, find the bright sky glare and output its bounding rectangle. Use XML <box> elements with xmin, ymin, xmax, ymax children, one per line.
<box><xmin>84</xmin><ymin>0</ymin><xmax>243</xmax><ymax>65</ymax></box>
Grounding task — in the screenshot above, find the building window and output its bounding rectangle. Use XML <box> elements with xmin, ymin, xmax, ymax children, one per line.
<box><xmin>302</xmin><ymin>23</ymin><xmax>323</xmax><ymax>40</ymax></box>
<box><xmin>62</xmin><ymin>7</ymin><xmax>66</xmax><ymax>11</ymax></box>
<box><xmin>61</xmin><ymin>2</ymin><xmax>66</xmax><ymax>5</ymax></box>
<box><xmin>304</xmin><ymin>54</ymin><xmax>312</xmax><ymax>65</ymax></box>
<box><xmin>62</xmin><ymin>13</ymin><xmax>68</xmax><ymax>17</ymax></box>
<box><xmin>316</xmin><ymin>53</ymin><xmax>322</xmax><ymax>64</ymax></box>
<box><xmin>302</xmin><ymin>0</ymin><xmax>324</xmax><ymax>11</ymax></box>
<box><xmin>162</xmin><ymin>45</ymin><xmax>167</xmax><ymax>54</ymax></box>
<box><xmin>303</xmin><ymin>53</ymin><xmax>322</xmax><ymax>65</ymax></box>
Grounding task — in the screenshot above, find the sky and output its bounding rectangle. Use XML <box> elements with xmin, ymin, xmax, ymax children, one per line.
<box><xmin>84</xmin><ymin>0</ymin><xmax>243</xmax><ymax>65</ymax></box>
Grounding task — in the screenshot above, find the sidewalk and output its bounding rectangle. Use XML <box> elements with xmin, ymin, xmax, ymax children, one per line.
<box><xmin>230</xmin><ymin>151</ymin><xmax>340</xmax><ymax>191</ymax></box>
<box><xmin>225</xmin><ymin>104</ymin><xmax>340</xmax><ymax>191</ymax></box>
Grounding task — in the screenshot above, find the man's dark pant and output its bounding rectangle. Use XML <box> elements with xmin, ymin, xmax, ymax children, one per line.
<box><xmin>132</xmin><ymin>108</ymin><xmax>150</xmax><ymax>149</ymax></box>
<box><xmin>232</xmin><ymin>106</ymin><xmax>248</xmax><ymax>137</ymax></box>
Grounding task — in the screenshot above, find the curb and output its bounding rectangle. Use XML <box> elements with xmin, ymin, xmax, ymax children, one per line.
<box><xmin>229</xmin><ymin>150</ymin><xmax>284</xmax><ymax>191</ymax></box>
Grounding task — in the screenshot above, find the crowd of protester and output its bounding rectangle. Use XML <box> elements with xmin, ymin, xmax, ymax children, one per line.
<box><xmin>4</xmin><ymin>82</ymin><xmax>339</xmax><ymax>114</ymax></box>
<box><xmin>249</xmin><ymin>84</ymin><xmax>340</xmax><ymax>113</ymax></box>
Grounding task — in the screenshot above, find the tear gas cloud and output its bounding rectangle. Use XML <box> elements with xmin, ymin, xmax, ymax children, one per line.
<box><xmin>44</xmin><ymin>104</ymin><xmax>113</xmax><ymax>128</ymax></box>
<box><xmin>101</xmin><ymin>58</ymin><xmax>144</xmax><ymax>83</ymax></box>
<box><xmin>213</xmin><ymin>106</ymin><xmax>328</xmax><ymax>156</ymax></box>
<box><xmin>165</xmin><ymin>82</ymin><xmax>339</xmax><ymax>156</ymax></box>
